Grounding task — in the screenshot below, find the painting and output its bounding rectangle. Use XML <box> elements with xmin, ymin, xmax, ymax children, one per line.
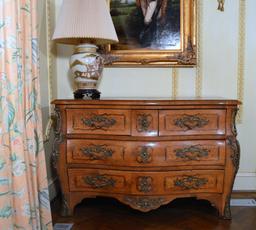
<box><xmin>105</xmin><ymin>0</ymin><xmax>197</xmax><ymax>67</ymax></box>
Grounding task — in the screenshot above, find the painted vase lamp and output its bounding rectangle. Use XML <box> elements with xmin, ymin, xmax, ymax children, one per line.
<box><xmin>52</xmin><ymin>0</ymin><xmax>118</xmax><ymax>99</ymax></box>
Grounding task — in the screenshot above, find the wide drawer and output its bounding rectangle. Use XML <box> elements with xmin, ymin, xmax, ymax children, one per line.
<box><xmin>66</xmin><ymin>109</ymin><xmax>131</xmax><ymax>135</ymax></box>
<box><xmin>67</xmin><ymin>139</ymin><xmax>226</xmax><ymax>166</ymax></box>
<box><xmin>68</xmin><ymin>169</ymin><xmax>224</xmax><ymax>194</ymax></box>
<box><xmin>159</xmin><ymin>109</ymin><xmax>226</xmax><ymax>136</ymax></box>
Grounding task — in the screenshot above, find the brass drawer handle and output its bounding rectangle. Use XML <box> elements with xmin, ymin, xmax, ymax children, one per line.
<box><xmin>174</xmin><ymin>114</ymin><xmax>209</xmax><ymax>130</ymax></box>
<box><xmin>80</xmin><ymin>144</ymin><xmax>114</xmax><ymax>160</ymax></box>
<box><xmin>174</xmin><ymin>145</ymin><xmax>209</xmax><ymax>161</ymax></box>
<box><xmin>84</xmin><ymin>174</ymin><xmax>116</xmax><ymax>189</ymax></box>
<box><xmin>136</xmin><ymin>146</ymin><xmax>152</xmax><ymax>164</ymax></box>
<box><xmin>137</xmin><ymin>176</ymin><xmax>153</xmax><ymax>193</ymax></box>
<box><xmin>137</xmin><ymin>114</ymin><xmax>152</xmax><ymax>132</ymax></box>
<box><xmin>81</xmin><ymin>114</ymin><xmax>116</xmax><ymax>130</ymax></box>
<box><xmin>174</xmin><ymin>176</ymin><xmax>208</xmax><ymax>190</ymax></box>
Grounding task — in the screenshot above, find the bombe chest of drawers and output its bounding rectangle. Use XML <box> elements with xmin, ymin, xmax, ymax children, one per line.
<box><xmin>52</xmin><ymin>99</ymin><xmax>240</xmax><ymax>219</ymax></box>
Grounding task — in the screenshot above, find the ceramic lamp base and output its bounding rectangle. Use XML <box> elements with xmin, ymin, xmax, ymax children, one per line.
<box><xmin>70</xmin><ymin>43</ymin><xmax>104</xmax><ymax>100</ymax></box>
<box><xmin>74</xmin><ymin>89</ymin><xmax>101</xmax><ymax>100</ymax></box>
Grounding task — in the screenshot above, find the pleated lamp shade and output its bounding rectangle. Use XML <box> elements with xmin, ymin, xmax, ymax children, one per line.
<box><xmin>52</xmin><ymin>0</ymin><xmax>118</xmax><ymax>45</ymax></box>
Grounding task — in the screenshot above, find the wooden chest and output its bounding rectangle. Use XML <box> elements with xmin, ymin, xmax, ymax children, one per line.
<box><xmin>52</xmin><ymin>99</ymin><xmax>240</xmax><ymax>219</ymax></box>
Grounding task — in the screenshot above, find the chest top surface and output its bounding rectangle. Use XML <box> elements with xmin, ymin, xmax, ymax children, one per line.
<box><xmin>52</xmin><ymin>98</ymin><xmax>240</xmax><ymax>106</ymax></box>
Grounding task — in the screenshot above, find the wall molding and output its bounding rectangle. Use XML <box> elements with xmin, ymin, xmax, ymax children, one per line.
<box><xmin>236</xmin><ymin>172</ymin><xmax>256</xmax><ymax>177</ymax></box>
<box><xmin>44</xmin><ymin>0</ymin><xmax>56</xmax><ymax>142</ymax></box>
<box><xmin>237</xmin><ymin>0</ymin><xmax>246</xmax><ymax>123</ymax></box>
<box><xmin>172</xmin><ymin>68</ymin><xmax>178</xmax><ymax>98</ymax></box>
<box><xmin>195</xmin><ymin>0</ymin><xmax>203</xmax><ymax>97</ymax></box>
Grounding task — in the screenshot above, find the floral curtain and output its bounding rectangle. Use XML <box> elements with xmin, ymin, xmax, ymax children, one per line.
<box><xmin>0</xmin><ymin>0</ymin><xmax>52</xmax><ymax>229</ymax></box>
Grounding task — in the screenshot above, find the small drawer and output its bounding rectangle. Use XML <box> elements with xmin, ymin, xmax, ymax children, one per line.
<box><xmin>67</xmin><ymin>140</ymin><xmax>226</xmax><ymax>166</ymax></box>
<box><xmin>131</xmin><ymin>110</ymin><xmax>158</xmax><ymax>136</ymax></box>
<box><xmin>68</xmin><ymin>169</ymin><xmax>224</xmax><ymax>195</ymax></box>
<box><xmin>164</xmin><ymin>170</ymin><xmax>224</xmax><ymax>194</ymax></box>
<box><xmin>159</xmin><ymin>109</ymin><xmax>226</xmax><ymax>136</ymax></box>
<box><xmin>67</xmin><ymin>139</ymin><xmax>126</xmax><ymax>164</ymax></box>
<box><xmin>69</xmin><ymin>169</ymin><xmax>127</xmax><ymax>193</ymax></box>
<box><xmin>66</xmin><ymin>109</ymin><xmax>131</xmax><ymax>135</ymax></box>
<box><xmin>165</xmin><ymin>140</ymin><xmax>226</xmax><ymax>166</ymax></box>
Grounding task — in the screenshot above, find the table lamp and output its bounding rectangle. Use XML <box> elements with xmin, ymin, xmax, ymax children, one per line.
<box><xmin>52</xmin><ymin>0</ymin><xmax>118</xmax><ymax>99</ymax></box>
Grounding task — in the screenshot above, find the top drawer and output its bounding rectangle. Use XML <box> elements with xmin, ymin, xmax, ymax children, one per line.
<box><xmin>66</xmin><ymin>109</ymin><xmax>131</xmax><ymax>135</ymax></box>
<box><xmin>159</xmin><ymin>109</ymin><xmax>226</xmax><ymax>136</ymax></box>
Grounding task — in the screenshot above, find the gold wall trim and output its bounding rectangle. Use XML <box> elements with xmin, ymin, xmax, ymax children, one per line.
<box><xmin>195</xmin><ymin>0</ymin><xmax>203</xmax><ymax>97</ymax></box>
<box><xmin>44</xmin><ymin>0</ymin><xmax>56</xmax><ymax>142</ymax></box>
<box><xmin>46</xmin><ymin>0</ymin><xmax>54</xmax><ymax>106</ymax></box>
<box><xmin>172</xmin><ymin>68</ymin><xmax>178</xmax><ymax>98</ymax></box>
<box><xmin>237</xmin><ymin>0</ymin><xmax>246</xmax><ymax>123</ymax></box>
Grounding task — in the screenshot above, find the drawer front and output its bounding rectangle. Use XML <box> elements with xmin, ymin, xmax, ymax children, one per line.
<box><xmin>67</xmin><ymin>139</ymin><xmax>126</xmax><ymax>164</ymax></box>
<box><xmin>69</xmin><ymin>169</ymin><xmax>127</xmax><ymax>193</ymax></box>
<box><xmin>165</xmin><ymin>140</ymin><xmax>225</xmax><ymax>166</ymax></box>
<box><xmin>164</xmin><ymin>170</ymin><xmax>224</xmax><ymax>193</ymax></box>
<box><xmin>67</xmin><ymin>140</ymin><xmax>226</xmax><ymax>166</ymax></box>
<box><xmin>131</xmin><ymin>110</ymin><xmax>158</xmax><ymax>136</ymax></box>
<box><xmin>159</xmin><ymin>109</ymin><xmax>226</xmax><ymax>136</ymax></box>
<box><xmin>66</xmin><ymin>109</ymin><xmax>131</xmax><ymax>135</ymax></box>
<box><xmin>68</xmin><ymin>169</ymin><xmax>224</xmax><ymax>194</ymax></box>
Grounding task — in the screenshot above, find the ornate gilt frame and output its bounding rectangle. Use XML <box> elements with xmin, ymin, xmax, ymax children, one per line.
<box><xmin>105</xmin><ymin>0</ymin><xmax>197</xmax><ymax>67</ymax></box>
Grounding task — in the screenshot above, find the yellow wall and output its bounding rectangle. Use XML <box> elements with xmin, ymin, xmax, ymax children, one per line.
<box><xmin>39</xmin><ymin>0</ymin><xmax>256</xmax><ymax>191</ymax></box>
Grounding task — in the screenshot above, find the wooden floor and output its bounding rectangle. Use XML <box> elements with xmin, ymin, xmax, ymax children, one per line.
<box><xmin>52</xmin><ymin>196</ymin><xmax>256</xmax><ymax>230</ymax></box>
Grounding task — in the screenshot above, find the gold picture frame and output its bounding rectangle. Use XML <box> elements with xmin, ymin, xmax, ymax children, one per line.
<box><xmin>105</xmin><ymin>0</ymin><xmax>197</xmax><ymax>67</ymax></box>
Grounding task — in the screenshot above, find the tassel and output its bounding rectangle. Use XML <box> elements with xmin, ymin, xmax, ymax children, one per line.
<box><xmin>217</xmin><ymin>0</ymin><xmax>225</xmax><ymax>12</ymax></box>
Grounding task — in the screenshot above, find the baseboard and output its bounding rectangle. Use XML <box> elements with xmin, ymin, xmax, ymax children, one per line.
<box><xmin>233</xmin><ymin>172</ymin><xmax>256</xmax><ymax>190</ymax></box>
<box><xmin>48</xmin><ymin>177</ymin><xmax>59</xmax><ymax>201</ymax></box>
<box><xmin>232</xmin><ymin>190</ymin><xmax>256</xmax><ymax>198</ymax></box>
